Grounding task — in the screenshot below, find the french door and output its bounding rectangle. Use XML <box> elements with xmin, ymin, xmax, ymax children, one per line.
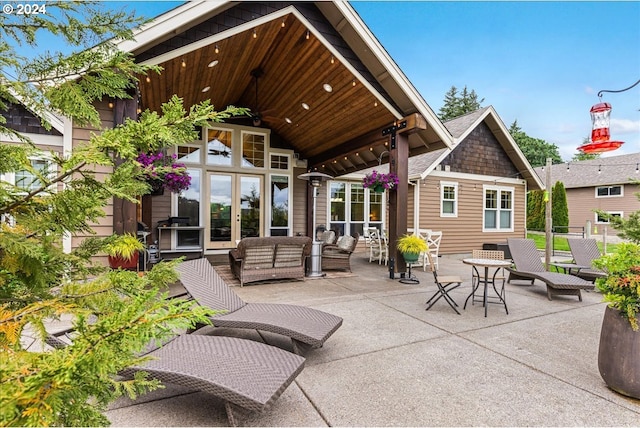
<box><xmin>207</xmin><ymin>173</ymin><xmax>262</xmax><ymax>249</ymax></box>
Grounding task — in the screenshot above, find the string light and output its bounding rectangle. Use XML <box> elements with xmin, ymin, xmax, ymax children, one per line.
<box><xmin>214</xmin><ymin>44</ymin><xmax>219</xmax><ymax>54</ymax></box>
<box><xmin>253</xmin><ymin>29</ymin><xmax>257</xmax><ymax>38</ymax></box>
<box><xmin>566</xmin><ymin>162</ymin><xmax>570</xmax><ymax>171</ymax></box>
<box><xmin>281</xmin><ymin>19</ymin><xmax>285</xmax><ymax>28</ymax></box>
<box><xmin>598</xmin><ymin>165</ymin><xmax>602</xmax><ymax>174</ymax></box>
<box><xmin>145</xmin><ymin>76</ymin><xmax>151</xmax><ymax>83</ymax></box>
<box><xmin>352</xmin><ymin>79</ymin><xmax>356</xmax><ymax>87</ymax></box>
<box><xmin>636</xmin><ymin>164</ymin><xmax>639</xmax><ymax>173</ymax></box>
<box><xmin>306</xmin><ymin>30</ymin><xmax>310</xmax><ymax>40</ymax></box>
<box><xmin>181</xmin><ymin>58</ymin><xmax>186</xmax><ymax>67</ymax></box>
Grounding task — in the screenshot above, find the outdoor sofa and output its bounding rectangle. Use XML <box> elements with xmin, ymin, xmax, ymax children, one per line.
<box><xmin>228</xmin><ymin>236</ymin><xmax>312</xmax><ymax>286</ymax></box>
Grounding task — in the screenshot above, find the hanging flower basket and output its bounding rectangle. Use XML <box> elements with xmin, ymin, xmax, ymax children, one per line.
<box><xmin>136</xmin><ymin>151</ymin><xmax>191</xmax><ymax>194</ymax></box>
<box><xmin>362</xmin><ymin>170</ymin><xmax>399</xmax><ymax>191</ymax></box>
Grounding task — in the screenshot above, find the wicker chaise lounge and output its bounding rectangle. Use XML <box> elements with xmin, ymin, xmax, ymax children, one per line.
<box><xmin>176</xmin><ymin>258</ymin><xmax>343</xmax><ymax>355</ymax></box>
<box><xmin>506</xmin><ymin>238</ymin><xmax>595</xmax><ymax>301</ymax></box>
<box><xmin>568</xmin><ymin>238</ymin><xmax>607</xmax><ymax>282</ymax></box>
<box><xmin>46</xmin><ymin>333</ymin><xmax>305</xmax><ymax>426</ymax></box>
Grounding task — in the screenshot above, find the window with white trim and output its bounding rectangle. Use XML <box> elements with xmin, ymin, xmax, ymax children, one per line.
<box><xmin>596</xmin><ymin>211</ymin><xmax>622</xmax><ymax>224</ymax></box>
<box><xmin>440</xmin><ymin>181</ymin><xmax>458</xmax><ymax>217</ymax></box>
<box><xmin>595</xmin><ymin>185</ymin><xmax>623</xmax><ymax>198</ymax></box>
<box><xmin>483</xmin><ymin>185</ymin><xmax>514</xmax><ymax>232</ymax></box>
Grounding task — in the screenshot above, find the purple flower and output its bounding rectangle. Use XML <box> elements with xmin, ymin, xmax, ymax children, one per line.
<box><xmin>136</xmin><ymin>151</ymin><xmax>191</xmax><ymax>193</ymax></box>
<box><xmin>362</xmin><ymin>170</ymin><xmax>399</xmax><ymax>190</ymax></box>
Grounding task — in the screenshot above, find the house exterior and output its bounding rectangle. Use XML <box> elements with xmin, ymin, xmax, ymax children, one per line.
<box><xmin>3</xmin><ymin>2</ymin><xmax>544</xmax><ymax>267</ymax></box>
<box><xmin>64</xmin><ymin>0</ymin><xmax>458</xmax><ymax>267</ymax></box>
<box><xmin>333</xmin><ymin>106</ymin><xmax>543</xmax><ymax>255</ymax></box>
<box><xmin>534</xmin><ymin>153</ymin><xmax>640</xmax><ymax>236</ymax></box>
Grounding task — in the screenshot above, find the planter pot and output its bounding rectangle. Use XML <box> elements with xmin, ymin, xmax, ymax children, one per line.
<box><xmin>598</xmin><ymin>305</ymin><xmax>640</xmax><ymax>399</ymax></box>
<box><xmin>402</xmin><ymin>252</ymin><xmax>420</xmax><ymax>263</ymax></box>
<box><xmin>108</xmin><ymin>252</ymin><xmax>140</xmax><ymax>270</ymax></box>
<box><xmin>148</xmin><ymin>179</ymin><xmax>165</xmax><ymax>196</ymax></box>
<box><xmin>373</xmin><ymin>184</ymin><xmax>385</xmax><ymax>193</ymax></box>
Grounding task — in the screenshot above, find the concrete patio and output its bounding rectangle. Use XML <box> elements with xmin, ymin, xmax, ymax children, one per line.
<box><xmin>106</xmin><ymin>250</ymin><xmax>640</xmax><ymax>426</ymax></box>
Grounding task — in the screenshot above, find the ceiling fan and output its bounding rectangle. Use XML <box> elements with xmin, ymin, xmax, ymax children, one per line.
<box><xmin>241</xmin><ymin>67</ymin><xmax>278</xmax><ymax>126</ymax></box>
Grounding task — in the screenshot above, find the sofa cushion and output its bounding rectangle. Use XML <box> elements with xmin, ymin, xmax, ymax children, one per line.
<box><xmin>337</xmin><ymin>235</ymin><xmax>355</xmax><ymax>252</ymax></box>
<box><xmin>244</xmin><ymin>245</ymin><xmax>275</xmax><ymax>269</ymax></box>
<box><xmin>274</xmin><ymin>244</ymin><xmax>304</xmax><ymax>268</ymax></box>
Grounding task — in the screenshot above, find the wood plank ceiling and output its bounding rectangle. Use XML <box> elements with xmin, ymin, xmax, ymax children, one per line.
<box><xmin>138</xmin><ymin>13</ymin><xmax>414</xmax><ymax>176</ymax></box>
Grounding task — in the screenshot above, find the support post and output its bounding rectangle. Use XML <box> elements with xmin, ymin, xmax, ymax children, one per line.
<box><xmin>383</xmin><ymin>120</ymin><xmax>408</xmax><ymax>278</ymax></box>
<box><xmin>545</xmin><ymin>157</ymin><xmax>552</xmax><ymax>270</ymax></box>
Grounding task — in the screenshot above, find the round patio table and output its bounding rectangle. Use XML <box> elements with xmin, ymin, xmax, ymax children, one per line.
<box><xmin>462</xmin><ymin>258</ymin><xmax>512</xmax><ymax>317</ymax></box>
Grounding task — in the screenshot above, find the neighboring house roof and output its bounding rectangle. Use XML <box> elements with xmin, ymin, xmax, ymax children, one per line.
<box><xmin>534</xmin><ymin>152</ymin><xmax>640</xmax><ymax>189</ymax></box>
<box><xmin>341</xmin><ymin>106</ymin><xmax>543</xmax><ymax>190</ymax></box>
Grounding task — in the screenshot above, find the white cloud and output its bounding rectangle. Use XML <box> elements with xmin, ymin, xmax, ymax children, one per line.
<box><xmin>611</xmin><ymin>118</ymin><xmax>640</xmax><ymax>134</ymax></box>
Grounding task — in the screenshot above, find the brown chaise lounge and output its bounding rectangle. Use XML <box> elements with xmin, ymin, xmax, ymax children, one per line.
<box><xmin>176</xmin><ymin>258</ymin><xmax>343</xmax><ymax>355</ymax></box>
<box><xmin>567</xmin><ymin>238</ymin><xmax>607</xmax><ymax>282</ymax></box>
<box><xmin>46</xmin><ymin>333</ymin><xmax>304</xmax><ymax>426</ymax></box>
<box><xmin>506</xmin><ymin>238</ymin><xmax>595</xmax><ymax>301</ymax></box>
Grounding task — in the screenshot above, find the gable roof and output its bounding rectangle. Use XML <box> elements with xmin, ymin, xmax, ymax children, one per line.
<box><xmin>113</xmin><ymin>1</ymin><xmax>454</xmax><ymax>176</ymax></box>
<box><xmin>342</xmin><ymin>106</ymin><xmax>543</xmax><ymax>190</ymax></box>
<box><xmin>534</xmin><ymin>152</ymin><xmax>640</xmax><ymax>189</ymax></box>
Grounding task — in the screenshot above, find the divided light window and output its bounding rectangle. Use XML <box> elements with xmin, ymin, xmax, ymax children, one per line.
<box><xmin>483</xmin><ymin>185</ymin><xmax>514</xmax><ymax>232</ymax></box>
<box><xmin>596</xmin><ymin>211</ymin><xmax>622</xmax><ymax>224</ymax></box>
<box><xmin>596</xmin><ymin>185</ymin><xmax>623</xmax><ymax>198</ymax></box>
<box><xmin>241</xmin><ymin>132</ymin><xmax>265</xmax><ymax>168</ymax></box>
<box><xmin>440</xmin><ymin>181</ymin><xmax>458</xmax><ymax>217</ymax></box>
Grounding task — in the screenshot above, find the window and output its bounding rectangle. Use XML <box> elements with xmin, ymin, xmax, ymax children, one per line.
<box><xmin>241</xmin><ymin>132</ymin><xmax>265</xmax><ymax>168</ymax></box>
<box><xmin>177</xmin><ymin>169</ymin><xmax>201</xmax><ymax>247</ymax></box>
<box><xmin>206</xmin><ymin>129</ymin><xmax>232</xmax><ymax>166</ymax></box>
<box><xmin>483</xmin><ymin>185</ymin><xmax>514</xmax><ymax>232</ymax></box>
<box><xmin>350</xmin><ymin>183</ymin><xmax>365</xmax><ymax>236</ymax></box>
<box><xmin>270</xmin><ymin>154</ymin><xmax>289</xmax><ymax>170</ymax></box>
<box><xmin>596</xmin><ymin>211</ymin><xmax>622</xmax><ymax>224</ymax></box>
<box><xmin>440</xmin><ymin>181</ymin><xmax>458</xmax><ymax>217</ymax></box>
<box><xmin>15</xmin><ymin>158</ymin><xmax>52</xmax><ymax>191</ymax></box>
<box><xmin>270</xmin><ymin>175</ymin><xmax>289</xmax><ymax>236</ymax></box>
<box><xmin>596</xmin><ymin>185</ymin><xmax>623</xmax><ymax>198</ymax></box>
<box><xmin>329</xmin><ymin>182</ymin><xmax>346</xmax><ymax>236</ymax></box>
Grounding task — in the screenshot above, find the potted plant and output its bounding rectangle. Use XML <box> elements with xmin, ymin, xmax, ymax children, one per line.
<box><xmin>592</xmin><ymin>242</ymin><xmax>640</xmax><ymax>399</ymax></box>
<box><xmin>362</xmin><ymin>170</ymin><xmax>399</xmax><ymax>193</ymax></box>
<box><xmin>105</xmin><ymin>233</ymin><xmax>146</xmax><ymax>269</ymax></box>
<box><xmin>396</xmin><ymin>234</ymin><xmax>428</xmax><ymax>264</ymax></box>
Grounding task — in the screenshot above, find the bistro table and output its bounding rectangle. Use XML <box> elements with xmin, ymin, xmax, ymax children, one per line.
<box><xmin>462</xmin><ymin>258</ymin><xmax>512</xmax><ymax>317</ymax></box>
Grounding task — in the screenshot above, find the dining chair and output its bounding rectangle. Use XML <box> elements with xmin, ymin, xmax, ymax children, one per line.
<box><xmin>422</xmin><ymin>231</ymin><xmax>442</xmax><ymax>271</ymax></box>
<box><xmin>425</xmin><ymin>252</ymin><xmax>462</xmax><ymax>314</ymax></box>
<box><xmin>368</xmin><ymin>229</ymin><xmax>388</xmax><ymax>265</ymax></box>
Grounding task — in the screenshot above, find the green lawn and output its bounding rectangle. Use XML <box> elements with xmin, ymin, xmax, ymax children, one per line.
<box><xmin>527</xmin><ymin>232</ymin><xmax>619</xmax><ymax>254</ymax></box>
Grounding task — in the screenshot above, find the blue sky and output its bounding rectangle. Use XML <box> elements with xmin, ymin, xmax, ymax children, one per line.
<box><xmin>39</xmin><ymin>1</ymin><xmax>640</xmax><ymax>161</ymax></box>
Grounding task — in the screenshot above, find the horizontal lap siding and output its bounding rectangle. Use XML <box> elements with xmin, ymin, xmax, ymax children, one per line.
<box><xmin>70</xmin><ymin>100</ymin><xmax>114</xmax><ymax>265</ymax></box>
<box><xmin>292</xmin><ymin>166</ymin><xmax>308</xmax><ymax>236</ymax></box>
<box><xmin>417</xmin><ymin>176</ymin><xmax>526</xmax><ymax>255</ymax></box>
<box><xmin>567</xmin><ymin>185</ymin><xmax>640</xmax><ymax>235</ymax></box>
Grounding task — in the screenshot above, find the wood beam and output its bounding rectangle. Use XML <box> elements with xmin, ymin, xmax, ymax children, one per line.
<box><xmin>386</xmin><ymin>125</ymin><xmax>409</xmax><ymax>277</ymax></box>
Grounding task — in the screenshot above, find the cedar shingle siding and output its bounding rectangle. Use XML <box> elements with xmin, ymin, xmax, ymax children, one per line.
<box><xmin>1</xmin><ymin>103</ymin><xmax>62</xmax><ymax>136</ymax></box>
<box><xmin>443</xmin><ymin>122</ymin><xmax>519</xmax><ymax>178</ymax></box>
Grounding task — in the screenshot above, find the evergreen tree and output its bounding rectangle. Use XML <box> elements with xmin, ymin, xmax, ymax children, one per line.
<box><xmin>551</xmin><ymin>181</ymin><xmax>569</xmax><ymax>232</ymax></box>
<box><xmin>509</xmin><ymin>120</ymin><xmax>562</xmax><ymax>167</ymax></box>
<box><xmin>438</xmin><ymin>85</ymin><xmax>484</xmax><ymax>121</ymax></box>
<box><xmin>526</xmin><ymin>190</ymin><xmax>546</xmax><ymax>231</ymax></box>
<box><xmin>0</xmin><ymin>4</ymin><xmax>246</xmax><ymax>425</ymax></box>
